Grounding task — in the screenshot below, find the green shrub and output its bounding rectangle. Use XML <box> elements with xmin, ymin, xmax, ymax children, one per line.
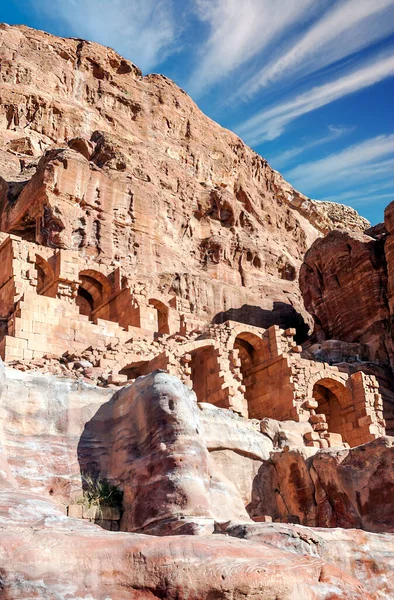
<box><xmin>76</xmin><ymin>474</ymin><xmax>123</xmax><ymax>511</ymax></box>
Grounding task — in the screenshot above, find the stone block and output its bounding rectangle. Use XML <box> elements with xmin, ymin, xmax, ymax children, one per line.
<box><xmin>304</xmin><ymin>431</ymin><xmax>320</xmax><ymax>442</ymax></box>
<box><xmin>252</xmin><ymin>515</ymin><xmax>272</xmax><ymax>523</ymax></box>
<box><xmin>68</xmin><ymin>505</ymin><xmax>83</xmax><ymax>518</ymax></box>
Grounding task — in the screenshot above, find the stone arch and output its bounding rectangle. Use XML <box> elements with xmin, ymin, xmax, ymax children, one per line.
<box><xmin>227</xmin><ymin>324</ymin><xmax>265</xmax><ymax>351</ymax></box>
<box><xmin>232</xmin><ymin>331</ymin><xmax>266</xmax><ymax>419</ymax></box>
<box><xmin>35</xmin><ymin>254</ymin><xmax>57</xmax><ymax>297</ymax></box>
<box><xmin>149</xmin><ymin>298</ymin><xmax>170</xmax><ymax>335</ymax></box>
<box><xmin>186</xmin><ymin>341</ymin><xmax>227</xmax><ymax>408</ymax></box>
<box><xmin>77</xmin><ymin>270</ymin><xmax>112</xmax><ymax>320</ymax></box>
<box><xmin>311</xmin><ymin>377</ymin><xmax>353</xmax><ymax>445</ymax></box>
<box><xmin>119</xmin><ymin>359</ymin><xmax>151</xmax><ymax>381</ymax></box>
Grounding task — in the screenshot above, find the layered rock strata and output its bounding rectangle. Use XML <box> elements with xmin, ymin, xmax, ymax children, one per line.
<box><xmin>0</xmin><ymin>23</ymin><xmax>368</xmax><ymax>332</ymax></box>
<box><xmin>300</xmin><ymin>201</ymin><xmax>394</xmax><ymax>432</ymax></box>
<box><xmin>1</xmin><ymin>366</ymin><xmax>394</xmax><ymax>599</ymax></box>
<box><xmin>0</xmin><ymin>22</ymin><xmax>392</xmax><ymax>600</ymax></box>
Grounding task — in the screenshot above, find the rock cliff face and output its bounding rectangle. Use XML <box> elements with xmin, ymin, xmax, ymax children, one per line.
<box><xmin>300</xmin><ymin>203</ymin><xmax>394</xmax><ymax>432</ymax></box>
<box><xmin>249</xmin><ymin>437</ymin><xmax>394</xmax><ymax>532</ymax></box>
<box><xmin>0</xmin><ymin>23</ymin><xmax>368</xmax><ymax>331</ymax></box>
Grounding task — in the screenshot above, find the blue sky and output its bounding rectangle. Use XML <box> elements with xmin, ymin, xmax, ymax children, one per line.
<box><xmin>2</xmin><ymin>0</ymin><xmax>394</xmax><ymax>224</ymax></box>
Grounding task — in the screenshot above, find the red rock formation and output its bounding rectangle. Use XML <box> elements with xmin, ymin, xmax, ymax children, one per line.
<box><xmin>1</xmin><ymin>489</ymin><xmax>381</xmax><ymax>600</ymax></box>
<box><xmin>225</xmin><ymin>521</ymin><xmax>394</xmax><ymax>599</ymax></box>
<box><xmin>78</xmin><ymin>370</ymin><xmax>250</xmax><ymax>534</ymax></box>
<box><xmin>249</xmin><ymin>437</ymin><xmax>394</xmax><ymax>532</ymax></box>
<box><xmin>300</xmin><ymin>230</ymin><xmax>390</xmax><ymax>363</ymax></box>
<box><xmin>0</xmin><ymin>354</ymin><xmax>393</xmax><ymax>597</ymax></box>
<box><xmin>300</xmin><ymin>204</ymin><xmax>394</xmax><ymax>432</ymax></box>
<box><xmin>0</xmin><ymin>23</ymin><xmax>368</xmax><ymax>332</ymax></box>
<box><xmin>0</xmin><ymin>22</ymin><xmax>393</xmax><ymax>600</ymax></box>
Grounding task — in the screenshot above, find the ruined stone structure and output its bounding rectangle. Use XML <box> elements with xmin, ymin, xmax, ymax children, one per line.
<box><xmin>0</xmin><ymin>234</ymin><xmax>385</xmax><ymax>449</ymax></box>
<box><xmin>300</xmin><ymin>201</ymin><xmax>394</xmax><ymax>434</ymax></box>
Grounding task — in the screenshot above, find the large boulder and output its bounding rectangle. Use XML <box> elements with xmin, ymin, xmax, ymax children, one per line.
<box><xmin>78</xmin><ymin>370</ymin><xmax>250</xmax><ymax>534</ymax></box>
<box><xmin>249</xmin><ymin>437</ymin><xmax>394</xmax><ymax>532</ymax></box>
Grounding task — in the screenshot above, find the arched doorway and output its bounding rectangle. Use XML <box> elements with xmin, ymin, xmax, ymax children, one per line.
<box><xmin>35</xmin><ymin>255</ymin><xmax>57</xmax><ymax>297</ymax></box>
<box><xmin>149</xmin><ymin>299</ymin><xmax>170</xmax><ymax>335</ymax></box>
<box><xmin>77</xmin><ymin>270</ymin><xmax>111</xmax><ymax>321</ymax></box>
<box><xmin>312</xmin><ymin>378</ymin><xmax>352</xmax><ymax>445</ymax></box>
<box><xmin>233</xmin><ymin>332</ymin><xmax>263</xmax><ymax>418</ymax></box>
<box><xmin>189</xmin><ymin>345</ymin><xmax>225</xmax><ymax>407</ymax></box>
<box><xmin>76</xmin><ymin>286</ymin><xmax>94</xmax><ymax>318</ymax></box>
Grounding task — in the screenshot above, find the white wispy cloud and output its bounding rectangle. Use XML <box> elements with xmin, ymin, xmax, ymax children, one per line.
<box><xmin>188</xmin><ymin>0</ymin><xmax>319</xmax><ymax>96</ymax></box>
<box><xmin>33</xmin><ymin>0</ymin><xmax>177</xmax><ymax>72</ymax></box>
<box><xmin>285</xmin><ymin>134</ymin><xmax>394</xmax><ymax>192</ymax></box>
<box><xmin>322</xmin><ymin>183</ymin><xmax>394</xmax><ymax>204</ymax></box>
<box><xmin>236</xmin><ymin>53</ymin><xmax>394</xmax><ymax>143</ymax></box>
<box><xmin>237</xmin><ymin>0</ymin><xmax>394</xmax><ymax>99</ymax></box>
<box><xmin>323</xmin><ymin>191</ymin><xmax>393</xmax><ymax>207</ymax></box>
<box><xmin>270</xmin><ymin>125</ymin><xmax>353</xmax><ymax>168</ymax></box>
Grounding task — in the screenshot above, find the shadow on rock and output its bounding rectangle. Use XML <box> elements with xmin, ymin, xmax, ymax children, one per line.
<box><xmin>77</xmin><ymin>370</ymin><xmax>249</xmax><ymax>535</ymax></box>
<box><xmin>212</xmin><ymin>302</ymin><xmax>310</xmax><ymax>344</ymax></box>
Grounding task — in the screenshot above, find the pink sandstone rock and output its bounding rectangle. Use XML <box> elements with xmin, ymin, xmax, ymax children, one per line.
<box><xmin>0</xmin><ymin>489</ymin><xmax>383</xmax><ymax>600</ymax></box>
<box><xmin>300</xmin><ymin>225</ymin><xmax>394</xmax><ymax>433</ymax></box>
<box><xmin>225</xmin><ymin>521</ymin><xmax>394</xmax><ymax>599</ymax></box>
<box><xmin>0</xmin><ymin>23</ymin><xmax>369</xmax><ymax>335</ymax></box>
<box><xmin>0</xmin><ymin>22</ymin><xmax>393</xmax><ymax>600</ymax></box>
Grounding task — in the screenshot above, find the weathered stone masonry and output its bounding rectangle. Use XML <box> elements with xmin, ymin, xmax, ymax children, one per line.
<box><xmin>0</xmin><ymin>234</ymin><xmax>385</xmax><ymax>449</ymax></box>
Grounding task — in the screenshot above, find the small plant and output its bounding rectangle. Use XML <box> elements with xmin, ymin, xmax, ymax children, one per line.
<box><xmin>75</xmin><ymin>474</ymin><xmax>123</xmax><ymax>515</ymax></box>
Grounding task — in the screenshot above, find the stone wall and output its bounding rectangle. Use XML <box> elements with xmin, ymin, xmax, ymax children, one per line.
<box><xmin>0</xmin><ymin>233</ymin><xmax>385</xmax><ymax>449</ymax></box>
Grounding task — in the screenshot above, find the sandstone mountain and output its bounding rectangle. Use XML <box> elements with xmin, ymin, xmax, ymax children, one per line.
<box><xmin>0</xmin><ymin>23</ymin><xmax>368</xmax><ymax>335</ymax></box>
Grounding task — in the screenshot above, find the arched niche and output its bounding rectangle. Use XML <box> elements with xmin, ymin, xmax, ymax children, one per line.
<box><xmin>77</xmin><ymin>270</ymin><xmax>111</xmax><ymax>321</ymax></box>
<box><xmin>312</xmin><ymin>378</ymin><xmax>353</xmax><ymax>445</ymax></box>
<box><xmin>233</xmin><ymin>332</ymin><xmax>263</xmax><ymax>418</ymax></box>
<box><xmin>189</xmin><ymin>344</ymin><xmax>223</xmax><ymax>406</ymax></box>
<box><xmin>149</xmin><ymin>298</ymin><xmax>170</xmax><ymax>335</ymax></box>
<box><xmin>35</xmin><ymin>255</ymin><xmax>57</xmax><ymax>297</ymax></box>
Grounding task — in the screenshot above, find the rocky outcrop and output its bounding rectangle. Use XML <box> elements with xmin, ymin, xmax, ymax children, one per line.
<box><xmin>2</xmin><ymin>489</ymin><xmax>386</xmax><ymax>600</ymax></box>
<box><xmin>1</xmin><ymin>364</ymin><xmax>391</xmax><ymax>535</ymax></box>
<box><xmin>225</xmin><ymin>521</ymin><xmax>394</xmax><ymax>600</ymax></box>
<box><xmin>299</xmin><ymin>204</ymin><xmax>394</xmax><ymax>432</ymax></box>
<box><xmin>0</xmin><ymin>364</ymin><xmax>394</xmax><ymax>597</ymax></box>
<box><xmin>0</xmin><ymin>22</ymin><xmax>393</xmax><ymax>600</ymax></box>
<box><xmin>272</xmin><ymin>170</ymin><xmax>370</xmax><ymax>234</ymax></box>
<box><xmin>300</xmin><ymin>229</ymin><xmax>390</xmax><ymax>362</ymax></box>
<box><xmin>248</xmin><ymin>437</ymin><xmax>394</xmax><ymax>532</ymax></box>
<box><xmin>77</xmin><ymin>370</ymin><xmax>250</xmax><ymax>534</ymax></box>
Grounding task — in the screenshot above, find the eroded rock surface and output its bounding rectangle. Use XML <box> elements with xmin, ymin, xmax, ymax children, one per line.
<box><xmin>0</xmin><ymin>22</ymin><xmax>393</xmax><ymax>600</ymax></box>
<box><xmin>1</xmin><ymin>489</ymin><xmax>389</xmax><ymax>600</ymax></box>
<box><xmin>0</xmin><ymin>365</ymin><xmax>393</xmax><ymax>597</ymax></box>
<box><xmin>299</xmin><ymin>211</ymin><xmax>394</xmax><ymax>432</ymax></box>
<box><xmin>0</xmin><ymin>24</ymin><xmax>369</xmax><ymax>332</ymax></box>
<box><xmin>77</xmin><ymin>370</ymin><xmax>255</xmax><ymax>534</ymax></box>
<box><xmin>225</xmin><ymin>521</ymin><xmax>394</xmax><ymax>600</ymax></box>
<box><xmin>249</xmin><ymin>437</ymin><xmax>394</xmax><ymax>532</ymax></box>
